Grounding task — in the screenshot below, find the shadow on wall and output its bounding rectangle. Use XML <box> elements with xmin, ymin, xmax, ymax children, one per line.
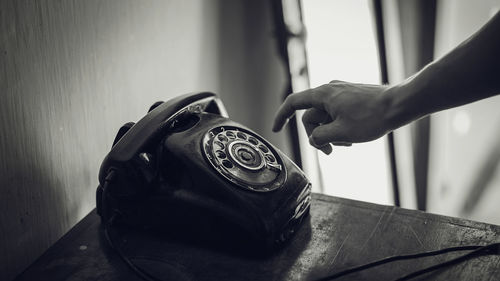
<box><xmin>216</xmin><ymin>0</ymin><xmax>290</xmax><ymax>154</ymax></box>
<box><xmin>0</xmin><ymin>117</ymin><xmax>82</xmax><ymax>280</ymax></box>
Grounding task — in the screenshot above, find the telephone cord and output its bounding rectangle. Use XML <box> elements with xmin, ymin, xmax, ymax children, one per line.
<box><xmin>102</xmin><ymin>170</ymin><xmax>164</xmax><ymax>281</ymax></box>
<box><xmin>314</xmin><ymin>242</ymin><xmax>500</xmax><ymax>281</ymax></box>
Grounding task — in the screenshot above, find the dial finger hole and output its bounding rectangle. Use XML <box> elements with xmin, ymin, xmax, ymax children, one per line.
<box><xmin>217</xmin><ymin>134</ymin><xmax>228</xmax><ymax>142</ymax></box>
<box><xmin>214</xmin><ymin>140</ymin><xmax>225</xmax><ymax>149</ymax></box>
<box><xmin>222</xmin><ymin>160</ymin><xmax>234</xmax><ymax>169</ymax></box>
<box><xmin>265</xmin><ymin>154</ymin><xmax>276</xmax><ymax>163</ymax></box>
<box><xmin>216</xmin><ymin>150</ymin><xmax>227</xmax><ymax>159</ymax></box>
<box><xmin>248</xmin><ymin>137</ymin><xmax>258</xmax><ymax>145</ymax></box>
<box><xmin>258</xmin><ymin>144</ymin><xmax>269</xmax><ymax>153</ymax></box>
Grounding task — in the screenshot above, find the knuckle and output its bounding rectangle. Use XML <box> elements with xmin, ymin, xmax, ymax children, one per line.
<box><xmin>285</xmin><ymin>93</ymin><xmax>297</xmax><ymax>106</ymax></box>
<box><xmin>316</xmin><ymin>85</ymin><xmax>335</xmax><ymax>101</ymax></box>
<box><xmin>315</xmin><ymin>85</ymin><xmax>331</xmax><ymax>98</ymax></box>
<box><xmin>283</xmin><ymin>94</ymin><xmax>292</xmax><ymax>104</ymax></box>
<box><xmin>317</xmin><ymin>84</ymin><xmax>330</xmax><ymax>92</ymax></box>
<box><xmin>282</xmin><ymin>95</ymin><xmax>293</xmax><ymax>111</ymax></box>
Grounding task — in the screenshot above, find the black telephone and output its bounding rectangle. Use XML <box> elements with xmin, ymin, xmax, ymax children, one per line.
<box><xmin>96</xmin><ymin>92</ymin><xmax>311</xmax><ymax>249</ymax></box>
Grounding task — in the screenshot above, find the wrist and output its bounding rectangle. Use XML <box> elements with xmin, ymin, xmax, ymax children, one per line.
<box><xmin>379</xmin><ymin>62</ymin><xmax>441</xmax><ymax>131</ymax></box>
<box><xmin>378</xmin><ymin>82</ymin><xmax>420</xmax><ymax>132</ymax></box>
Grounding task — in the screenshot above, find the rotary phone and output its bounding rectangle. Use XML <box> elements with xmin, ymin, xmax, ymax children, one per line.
<box><xmin>96</xmin><ymin>92</ymin><xmax>311</xmax><ymax>249</ymax></box>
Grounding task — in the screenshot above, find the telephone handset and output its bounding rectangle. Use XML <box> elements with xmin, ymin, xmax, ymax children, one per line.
<box><xmin>97</xmin><ymin>92</ymin><xmax>311</xmax><ymax>249</ymax></box>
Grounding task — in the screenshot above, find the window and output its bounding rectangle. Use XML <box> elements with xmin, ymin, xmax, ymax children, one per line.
<box><xmin>301</xmin><ymin>0</ymin><xmax>393</xmax><ymax>204</ymax></box>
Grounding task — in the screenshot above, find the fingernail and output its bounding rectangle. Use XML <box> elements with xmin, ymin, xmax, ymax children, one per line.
<box><xmin>321</xmin><ymin>146</ymin><xmax>332</xmax><ymax>155</ymax></box>
<box><xmin>273</xmin><ymin>119</ymin><xmax>288</xmax><ymax>132</ymax></box>
<box><xmin>308</xmin><ymin>136</ymin><xmax>317</xmax><ymax>146</ymax></box>
<box><xmin>332</xmin><ymin>142</ymin><xmax>353</xmax><ymax>147</ymax></box>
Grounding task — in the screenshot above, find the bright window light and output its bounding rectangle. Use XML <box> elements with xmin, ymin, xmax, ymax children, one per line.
<box><xmin>301</xmin><ymin>0</ymin><xmax>393</xmax><ymax>204</ymax></box>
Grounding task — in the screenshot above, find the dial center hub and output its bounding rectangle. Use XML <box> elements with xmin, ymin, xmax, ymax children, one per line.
<box><xmin>228</xmin><ymin>140</ymin><xmax>264</xmax><ymax>171</ymax></box>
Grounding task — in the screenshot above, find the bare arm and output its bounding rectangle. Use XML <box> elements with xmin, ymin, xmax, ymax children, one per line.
<box><xmin>273</xmin><ymin>12</ymin><xmax>500</xmax><ymax>154</ymax></box>
<box><xmin>386</xmin><ymin>11</ymin><xmax>500</xmax><ymax>129</ymax></box>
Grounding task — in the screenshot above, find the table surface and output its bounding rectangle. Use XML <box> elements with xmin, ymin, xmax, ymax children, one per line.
<box><xmin>14</xmin><ymin>193</ymin><xmax>500</xmax><ymax>281</ymax></box>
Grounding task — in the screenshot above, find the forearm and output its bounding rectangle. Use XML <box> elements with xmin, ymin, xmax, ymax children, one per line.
<box><xmin>382</xmin><ymin>12</ymin><xmax>500</xmax><ymax>131</ymax></box>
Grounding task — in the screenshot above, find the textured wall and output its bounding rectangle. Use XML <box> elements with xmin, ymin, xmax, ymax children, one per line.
<box><xmin>0</xmin><ymin>1</ymin><xmax>287</xmax><ymax>280</ymax></box>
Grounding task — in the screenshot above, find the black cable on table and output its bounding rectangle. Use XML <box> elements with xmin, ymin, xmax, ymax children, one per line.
<box><xmin>394</xmin><ymin>243</ymin><xmax>499</xmax><ymax>281</ymax></box>
<box><xmin>315</xmin><ymin>242</ymin><xmax>500</xmax><ymax>281</ymax></box>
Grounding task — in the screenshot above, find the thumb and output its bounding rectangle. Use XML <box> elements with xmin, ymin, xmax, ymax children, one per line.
<box><xmin>310</xmin><ymin>122</ymin><xmax>347</xmax><ymax>146</ymax></box>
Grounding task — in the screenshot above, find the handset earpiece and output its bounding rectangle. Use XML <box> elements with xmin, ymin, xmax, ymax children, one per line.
<box><xmin>98</xmin><ymin>92</ymin><xmax>218</xmax><ymax>185</ymax></box>
<box><xmin>112</xmin><ymin>122</ymin><xmax>136</xmax><ymax>147</ymax></box>
<box><xmin>148</xmin><ymin>101</ymin><xmax>164</xmax><ymax>113</ymax></box>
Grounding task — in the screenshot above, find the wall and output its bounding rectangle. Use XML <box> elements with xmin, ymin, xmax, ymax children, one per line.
<box><xmin>216</xmin><ymin>0</ymin><xmax>290</xmax><ymax>149</ymax></box>
<box><xmin>0</xmin><ymin>1</ymin><xmax>288</xmax><ymax>280</ymax></box>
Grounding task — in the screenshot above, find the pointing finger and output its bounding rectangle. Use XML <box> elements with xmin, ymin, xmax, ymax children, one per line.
<box><xmin>272</xmin><ymin>88</ymin><xmax>322</xmax><ymax>132</ymax></box>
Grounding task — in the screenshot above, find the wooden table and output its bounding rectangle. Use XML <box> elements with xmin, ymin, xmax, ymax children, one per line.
<box><xmin>14</xmin><ymin>193</ymin><xmax>500</xmax><ymax>281</ymax></box>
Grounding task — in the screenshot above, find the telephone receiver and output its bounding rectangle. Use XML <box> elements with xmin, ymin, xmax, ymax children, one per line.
<box><xmin>96</xmin><ymin>92</ymin><xmax>311</xmax><ymax>249</ymax></box>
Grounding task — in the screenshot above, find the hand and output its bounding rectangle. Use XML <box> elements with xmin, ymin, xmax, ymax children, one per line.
<box><xmin>272</xmin><ymin>80</ymin><xmax>393</xmax><ymax>155</ymax></box>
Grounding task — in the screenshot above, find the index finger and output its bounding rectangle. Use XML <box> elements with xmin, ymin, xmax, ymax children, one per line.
<box><xmin>272</xmin><ymin>89</ymin><xmax>321</xmax><ymax>132</ymax></box>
